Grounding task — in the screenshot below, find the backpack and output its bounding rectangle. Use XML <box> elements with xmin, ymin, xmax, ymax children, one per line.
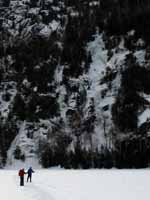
<box><xmin>18</xmin><ymin>169</ymin><xmax>23</xmax><ymax>176</ymax></box>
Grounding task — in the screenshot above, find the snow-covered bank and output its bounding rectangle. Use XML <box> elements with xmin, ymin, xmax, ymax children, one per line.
<box><xmin>1</xmin><ymin>169</ymin><xmax>150</xmax><ymax>200</ymax></box>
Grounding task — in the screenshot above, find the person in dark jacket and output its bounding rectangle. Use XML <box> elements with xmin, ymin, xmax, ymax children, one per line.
<box><xmin>27</xmin><ymin>167</ymin><xmax>35</xmax><ymax>182</ymax></box>
<box><xmin>18</xmin><ymin>168</ymin><xmax>26</xmax><ymax>186</ymax></box>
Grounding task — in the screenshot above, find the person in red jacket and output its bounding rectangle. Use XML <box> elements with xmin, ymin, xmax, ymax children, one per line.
<box><xmin>18</xmin><ymin>168</ymin><xmax>26</xmax><ymax>186</ymax></box>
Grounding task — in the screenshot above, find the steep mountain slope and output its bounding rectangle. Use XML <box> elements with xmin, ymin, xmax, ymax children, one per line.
<box><xmin>1</xmin><ymin>0</ymin><xmax>150</xmax><ymax>168</ymax></box>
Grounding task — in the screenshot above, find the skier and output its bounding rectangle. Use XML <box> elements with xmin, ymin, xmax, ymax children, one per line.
<box><xmin>27</xmin><ymin>167</ymin><xmax>35</xmax><ymax>182</ymax></box>
<box><xmin>18</xmin><ymin>168</ymin><xmax>26</xmax><ymax>186</ymax></box>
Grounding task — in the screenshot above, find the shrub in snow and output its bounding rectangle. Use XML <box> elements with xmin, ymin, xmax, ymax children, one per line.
<box><xmin>13</xmin><ymin>146</ymin><xmax>25</xmax><ymax>161</ymax></box>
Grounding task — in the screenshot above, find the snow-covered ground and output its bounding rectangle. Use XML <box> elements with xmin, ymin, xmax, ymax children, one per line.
<box><xmin>1</xmin><ymin>169</ymin><xmax>150</xmax><ymax>200</ymax></box>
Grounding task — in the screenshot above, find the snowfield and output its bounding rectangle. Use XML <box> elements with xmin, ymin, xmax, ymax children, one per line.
<box><xmin>1</xmin><ymin>169</ymin><xmax>150</xmax><ymax>200</ymax></box>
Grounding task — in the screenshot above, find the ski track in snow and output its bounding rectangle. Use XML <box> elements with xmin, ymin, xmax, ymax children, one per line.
<box><xmin>25</xmin><ymin>183</ymin><xmax>55</xmax><ymax>200</ymax></box>
<box><xmin>14</xmin><ymin>172</ymin><xmax>56</xmax><ymax>200</ymax></box>
<box><xmin>1</xmin><ymin>169</ymin><xmax>150</xmax><ymax>200</ymax></box>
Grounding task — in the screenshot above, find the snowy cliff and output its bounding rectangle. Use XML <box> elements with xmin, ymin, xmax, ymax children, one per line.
<box><xmin>0</xmin><ymin>0</ymin><xmax>150</xmax><ymax>168</ymax></box>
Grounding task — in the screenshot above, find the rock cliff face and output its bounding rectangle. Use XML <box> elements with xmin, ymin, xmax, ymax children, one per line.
<box><xmin>1</xmin><ymin>0</ymin><xmax>150</xmax><ymax>168</ymax></box>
